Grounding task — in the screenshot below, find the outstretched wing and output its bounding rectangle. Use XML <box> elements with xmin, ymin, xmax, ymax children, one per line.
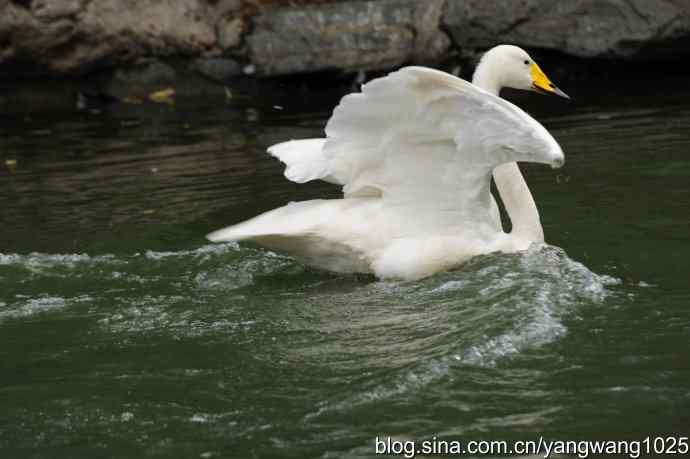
<box><xmin>321</xmin><ymin>66</ymin><xmax>562</xmax><ymax>199</ymax></box>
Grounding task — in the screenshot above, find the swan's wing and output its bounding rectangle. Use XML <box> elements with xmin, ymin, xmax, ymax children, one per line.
<box><xmin>206</xmin><ymin>199</ymin><xmax>379</xmax><ymax>274</ymax></box>
<box><xmin>267</xmin><ymin>139</ymin><xmax>342</xmax><ymax>185</ymax></box>
<box><xmin>323</xmin><ymin>66</ymin><xmax>562</xmax><ymax>198</ymax></box>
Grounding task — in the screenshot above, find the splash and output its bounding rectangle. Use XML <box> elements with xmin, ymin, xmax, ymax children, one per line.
<box><xmin>303</xmin><ymin>245</ymin><xmax>622</xmax><ymax>420</ymax></box>
<box><xmin>0</xmin><ymin>294</ymin><xmax>93</xmax><ymax>321</ymax></box>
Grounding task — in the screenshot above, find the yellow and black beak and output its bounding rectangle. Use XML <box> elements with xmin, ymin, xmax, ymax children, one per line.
<box><xmin>531</xmin><ymin>63</ymin><xmax>570</xmax><ymax>100</ymax></box>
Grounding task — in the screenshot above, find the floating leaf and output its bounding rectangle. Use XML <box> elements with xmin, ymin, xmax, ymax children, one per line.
<box><xmin>148</xmin><ymin>88</ymin><xmax>176</xmax><ymax>105</ymax></box>
<box><xmin>4</xmin><ymin>159</ymin><xmax>17</xmax><ymax>172</ymax></box>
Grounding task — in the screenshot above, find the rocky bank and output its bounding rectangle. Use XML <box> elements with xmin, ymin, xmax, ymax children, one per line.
<box><xmin>1</xmin><ymin>0</ymin><xmax>690</xmax><ymax>81</ymax></box>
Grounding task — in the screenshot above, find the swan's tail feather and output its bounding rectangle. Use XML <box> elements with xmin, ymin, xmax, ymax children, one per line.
<box><xmin>205</xmin><ymin>200</ymin><xmax>373</xmax><ymax>273</ymax></box>
<box><xmin>267</xmin><ymin>139</ymin><xmax>341</xmax><ymax>185</ymax></box>
<box><xmin>207</xmin><ymin>200</ymin><xmax>332</xmax><ymax>243</ymax></box>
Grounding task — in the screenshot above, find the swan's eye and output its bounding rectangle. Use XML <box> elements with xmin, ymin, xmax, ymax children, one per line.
<box><xmin>524</xmin><ymin>60</ymin><xmax>530</xmax><ymax>65</ymax></box>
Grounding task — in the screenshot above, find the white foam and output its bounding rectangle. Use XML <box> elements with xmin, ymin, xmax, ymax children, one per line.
<box><xmin>190</xmin><ymin>414</ymin><xmax>209</xmax><ymax>423</ymax></box>
<box><xmin>0</xmin><ymin>243</ymin><xmax>240</xmax><ymax>272</ymax></box>
<box><xmin>431</xmin><ymin>280</ymin><xmax>468</xmax><ymax>292</ymax></box>
<box><xmin>0</xmin><ymin>295</ymin><xmax>67</xmax><ymax>320</ymax></box>
<box><xmin>0</xmin><ymin>252</ymin><xmax>117</xmax><ymax>267</ymax></box>
<box><xmin>304</xmin><ymin>245</ymin><xmax>621</xmax><ymax>421</ymax></box>
<box><xmin>144</xmin><ymin>242</ymin><xmax>239</xmax><ymax>261</ymax></box>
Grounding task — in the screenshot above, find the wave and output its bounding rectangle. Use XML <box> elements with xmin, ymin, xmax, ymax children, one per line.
<box><xmin>2</xmin><ymin>244</ymin><xmax>621</xmax><ymax>365</ymax></box>
<box><xmin>0</xmin><ymin>294</ymin><xmax>93</xmax><ymax>321</ymax></box>
<box><xmin>1</xmin><ymin>241</ymin><xmax>630</xmax><ymax>445</ymax></box>
<box><xmin>303</xmin><ymin>245</ymin><xmax>621</xmax><ymax>420</ymax></box>
<box><xmin>0</xmin><ymin>243</ymin><xmax>303</xmax><ymax>330</ymax></box>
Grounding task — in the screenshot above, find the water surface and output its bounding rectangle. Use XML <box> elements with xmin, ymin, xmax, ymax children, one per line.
<box><xmin>1</xmin><ymin>76</ymin><xmax>689</xmax><ymax>458</ymax></box>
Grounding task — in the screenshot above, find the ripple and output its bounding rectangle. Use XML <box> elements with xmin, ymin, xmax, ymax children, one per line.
<box><xmin>143</xmin><ymin>242</ymin><xmax>239</xmax><ymax>261</ymax></box>
<box><xmin>0</xmin><ymin>243</ymin><xmax>279</xmax><ymax>290</ymax></box>
<box><xmin>0</xmin><ymin>252</ymin><xmax>107</xmax><ymax>266</ymax></box>
<box><xmin>304</xmin><ymin>245</ymin><xmax>620</xmax><ymax>420</ymax></box>
<box><xmin>0</xmin><ymin>294</ymin><xmax>93</xmax><ymax>321</ymax></box>
<box><xmin>0</xmin><ymin>295</ymin><xmax>66</xmax><ymax>320</ymax></box>
<box><xmin>0</xmin><ymin>252</ymin><xmax>120</xmax><ymax>271</ymax></box>
<box><xmin>1</xmin><ymin>244</ymin><xmax>620</xmax><ymax>366</ymax></box>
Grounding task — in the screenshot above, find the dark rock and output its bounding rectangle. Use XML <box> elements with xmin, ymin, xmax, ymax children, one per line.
<box><xmin>443</xmin><ymin>0</ymin><xmax>690</xmax><ymax>60</ymax></box>
<box><xmin>0</xmin><ymin>0</ymin><xmax>224</xmax><ymax>76</ymax></box>
<box><xmin>422</xmin><ymin>31</ymin><xmax>453</xmax><ymax>66</ymax></box>
<box><xmin>217</xmin><ymin>17</ymin><xmax>245</xmax><ymax>50</ymax></box>
<box><xmin>105</xmin><ymin>59</ymin><xmax>177</xmax><ymax>99</ymax></box>
<box><xmin>3</xmin><ymin>0</ymin><xmax>690</xmax><ymax>80</ymax></box>
<box><xmin>246</xmin><ymin>0</ymin><xmax>448</xmax><ymax>76</ymax></box>
<box><xmin>194</xmin><ymin>57</ymin><xmax>242</xmax><ymax>82</ymax></box>
<box><xmin>115</xmin><ymin>60</ymin><xmax>177</xmax><ymax>86</ymax></box>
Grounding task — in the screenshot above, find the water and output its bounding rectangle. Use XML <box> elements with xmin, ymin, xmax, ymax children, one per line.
<box><xmin>1</xmin><ymin>75</ymin><xmax>689</xmax><ymax>458</ymax></box>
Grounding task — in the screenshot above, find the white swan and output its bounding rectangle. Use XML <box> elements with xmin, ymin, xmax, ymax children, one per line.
<box><xmin>207</xmin><ymin>45</ymin><xmax>569</xmax><ymax>280</ymax></box>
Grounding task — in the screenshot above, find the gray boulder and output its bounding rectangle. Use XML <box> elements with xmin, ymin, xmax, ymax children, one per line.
<box><xmin>2</xmin><ymin>0</ymin><xmax>690</xmax><ymax>79</ymax></box>
<box><xmin>0</xmin><ymin>0</ymin><xmax>240</xmax><ymax>75</ymax></box>
<box><xmin>104</xmin><ymin>58</ymin><xmax>177</xmax><ymax>99</ymax></box>
<box><xmin>246</xmin><ymin>0</ymin><xmax>449</xmax><ymax>76</ymax></box>
<box><xmin>444</xmin><ymin>0</ymin><xmax>690</xmax><ymax>59</ymax></box>
<box><xmin>194</xmin><ymin>57</ymin><xmax>242</xmax><ymax>82</ymax></box>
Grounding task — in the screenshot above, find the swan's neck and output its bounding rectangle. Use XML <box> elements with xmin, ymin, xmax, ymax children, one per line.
<box><xmin>471</xmin><ymin>61</ymin><xmax>545</xmax><ymax>243</ymax></box>
<box><xmin>491</xmin><ymin>163</ymin><xmax>544</xmax><ymax>242</ymax></box>
<box><xmin>471</xmin><ymin>59</ymin><xmax>502</xmax><ymax>96</ymax></box>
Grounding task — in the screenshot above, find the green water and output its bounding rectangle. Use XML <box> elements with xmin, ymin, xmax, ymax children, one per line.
<box><xmin>1</xmin><ymin>76</ymin><xmax>689</xmax><ymax>458</ymax></box>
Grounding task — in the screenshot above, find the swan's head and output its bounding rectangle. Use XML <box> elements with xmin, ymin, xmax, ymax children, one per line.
<box><xmin>474</xmin><ymin>45</ymin><xmax>569</xmax><ymax>99</ymax></box>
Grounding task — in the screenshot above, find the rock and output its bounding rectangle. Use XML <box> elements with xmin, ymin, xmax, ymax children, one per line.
<box><xmin>0</xmin><ymin>0</ymin><xmax>218</xmax><ymax>75</ymax></box>
<box><xmin>99</xmin><ymin>57</ymin><xmax>231</xmax><ymax>100</ymax></box>
<box><xmin>420</xmin><ymin>31</ymin><xmax>453</xmax><ymax>66</ymax></box>
<box><xmin>246</xmin><ymin>0</ymin><xmax>448</xmax><ymax>76</ymax></box>
<box><xmin>114</xmin><ymin>59</ymin><xmax>177</xmax><ymax>86</ymax></box>
<box><xmin>105</xmin><ymin>59</ymin><xmax>177</xmax><ymax>99</ymax></box>
<box><xmin>194</xmin><ymin>57</ymin><xmax>242</xmax><ymax>82</ymax></box>
<box><xmin>217</xmin><ymin>17</ymin><xmax>245</xmax><ymax>50</ymax></box>
<box><xmin>443</xmin><ymin>0</ymin><xmax>690</xmax><ymax>60</ymax></box>
<box><xmin>3</xmin><ymin>0</ymin><xmax>690</xmax><ymax>79</ymax></box>
<box><xmin>214</xmin><ymin>0</ymin><xmax>243</xmax><ymax>18</ymax></box>
<box><xmin>32</xmin><ymin>0</ymin><xmax>82</xmax><ymax>20</ymax></box>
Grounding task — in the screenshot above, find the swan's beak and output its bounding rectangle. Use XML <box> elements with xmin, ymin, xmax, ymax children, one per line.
<box><xmin>531</xmin><ymin>63</ymin><xmax>570</xmax><ymax>100</ymax></box>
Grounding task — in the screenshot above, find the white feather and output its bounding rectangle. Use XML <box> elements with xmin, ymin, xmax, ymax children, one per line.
<box><xmin>267</xmin><ymin>139</ymin><xmax>341</xmax><ymax>185</ymax></box>
<box><xmin>208</xmin><ymin>58</ymin><xmax>566</xmax><ymax>280</ymax></box>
